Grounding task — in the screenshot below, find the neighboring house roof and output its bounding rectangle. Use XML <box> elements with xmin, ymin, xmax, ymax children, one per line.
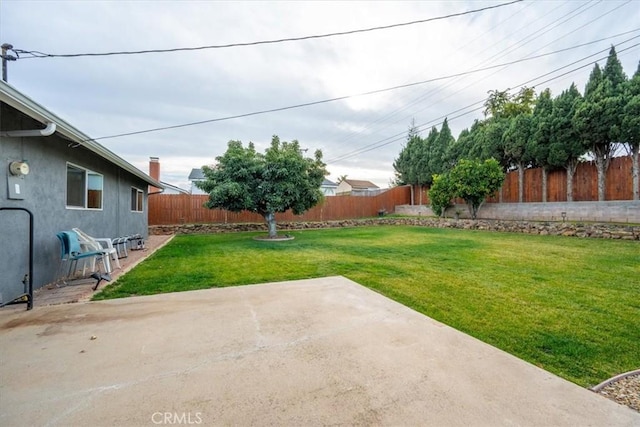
<box><xmin>0</xmin><ymin>80</ymin><xmax>163</xmax><ymax>189</ymax></box>
<box><xmin>322</xmin><ymin>179</ymin><xmax>338</xmax><ymax>187</ymax></box>
<box><xmin>343</xmin><ymin>179</ymin><xmax>379</xmax><ymax>190</ymax></box>
<box><xmin>188</xmin><ymin>168</ymin><xmax>205</xmax><ymax>180</ymax></box>
<box><xmin>160</xmin><ymin>181</ymin><xmax>190</xmax><ymax>195</ymax></box>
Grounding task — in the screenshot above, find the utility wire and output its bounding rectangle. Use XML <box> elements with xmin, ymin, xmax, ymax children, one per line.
<box><xmin>86</xmin><ymin>31</ymin><xmax>640</xmax><ymax>143</ymax></box>
<box><xmin>327</xmin><ymin>2</ymin><xmax>635</xmax><ymax>161</ymax></box>
<box><xmin>325</xmin><ymin>100</ymin><xmax>485</xmax><ymax>164</ymax></box>
<box><xmin>325</xmin><ymin>0</ymin><xmax>541</xmax><ymax>146</ymax></box>
<box><xmin>325</xmin><ymin>41</ymin><xmax>640</xmax><ymax>164</ymax></box>
<box><xmin>14</xmin><ymin>0</ymin><xmax>522</xmax><ymax>59</ymax></box>
<box><xmin>329</xmin><ymin>0</ymin><xmax>598</xmax><ymax>148</ymax></box>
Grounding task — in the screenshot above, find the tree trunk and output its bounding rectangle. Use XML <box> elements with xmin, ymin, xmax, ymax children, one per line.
<box><xmin>632</xmin><ymin>145</ymin><xmax>639</xmax><ymax>201</ymax></box>
<box><xmin>499</xmin><ymin>169</ymin><xmax>505</xmax><ymax>203</ymax></box>
<box><xmin>419</xmin><ymin>185</ymin><xmax>423</xmax><ymax>205</ymax></box>
<box><xmin>467</xmin><ymin>201</ymin><xmax>476</xmax><ymax>219</ymax></box>
<box><xmin>264</xmin><ymin>212</ymin><xmax>277</xmax><ymax>238</ymax></box>
<box><xmin>410</xmin><ymin>185</ymin><xmax>415</xmax><ymax>206</ymax></box>
<box><xmin>594</xmin><ymin>145</ymin><xmax>614</xmax><ymax>202</ymax></box>
<box><xmin>541</xmin><ymin>167</ymin><xmax>548</xmax><ymax>203</ymax></box>
<box><xmin>595</xmin><ymin>153</ymin><xmax>606</xmax><ymax>202</ymax></box>
<box><xmin>518</xmin><ymin>163</ymin><xmax>524</xmax><ymax>203</ymax></box>
<box><xmin>566</xmin><ymin>160</ymin><xmax>578</xmax><ymax>202</ymax></box>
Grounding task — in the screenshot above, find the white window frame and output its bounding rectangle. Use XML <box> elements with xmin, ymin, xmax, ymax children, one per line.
<box><xmin>66</xmin><ymin>162</ymin><xmax>103</xmax><ymax>210</ymax></box>
<box><xmin>131</xmin><ymin>187</ymin><xmax>144</xmax><ymax>212</ymax></box>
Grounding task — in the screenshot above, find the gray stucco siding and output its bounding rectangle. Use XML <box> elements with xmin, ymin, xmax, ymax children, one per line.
<box><xmin>1</xmin><ymin>107</ymin><xmax>149</xmax><ymax>299</ymax></box>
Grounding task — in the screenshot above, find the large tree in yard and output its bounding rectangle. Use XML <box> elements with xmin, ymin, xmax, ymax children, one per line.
<box><xmin>197</xmin><ymin>136</ymin><xmax>327</xmax><ymax>238</ymax></box>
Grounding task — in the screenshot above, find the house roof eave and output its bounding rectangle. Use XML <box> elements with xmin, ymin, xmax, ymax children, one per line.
<box><xmin>0</xmin><ymin>80</ymin><xmax>163</xmax><ymax>189</ymax></box>
<box><xmin>160</xmin><ymin>181</ymin><xmax>190</xmax><ymax>195</ymax></box>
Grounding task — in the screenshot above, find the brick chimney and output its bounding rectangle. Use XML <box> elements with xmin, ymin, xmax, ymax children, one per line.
<box><xmin>149</xmin><ymin>157</ymin><xmax>161</xmax><ymax>193</ymax></box>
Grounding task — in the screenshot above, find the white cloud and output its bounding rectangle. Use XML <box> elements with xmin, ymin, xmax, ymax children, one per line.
<box><xmin>2</xmin><ymin>0</ymin><xmax>639</xmax><ymax>190</ymax></box>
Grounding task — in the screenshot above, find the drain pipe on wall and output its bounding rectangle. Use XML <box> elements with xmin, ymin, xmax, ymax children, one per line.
<box><xmin>0</xmin><ymin>122</ymin><xmax>57</xmax><ymax>138</ymax></box>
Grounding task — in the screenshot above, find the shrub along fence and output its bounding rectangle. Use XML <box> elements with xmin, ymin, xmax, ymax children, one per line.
<box><xmin>148</xmin><ymin>185</ymin><xmax>411</xmax><ymax>226</ymax></box>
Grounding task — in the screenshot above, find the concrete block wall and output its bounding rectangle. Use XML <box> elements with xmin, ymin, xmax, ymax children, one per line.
<box><xmin>396</xmin><ymin>201</ymin><xmax>640</xmax><ymax>224</ymax></box>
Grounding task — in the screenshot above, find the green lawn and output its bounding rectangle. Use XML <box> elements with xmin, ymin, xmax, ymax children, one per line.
<box><xmin>94</xmin><ymin>226</ymin><xmax>640</xmax><ymax>387</ymax></box>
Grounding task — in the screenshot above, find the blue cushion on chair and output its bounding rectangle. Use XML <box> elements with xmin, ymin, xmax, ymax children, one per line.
<box><xmin>62</xmin><ymin>231</ymin><xmax>104</xmax><ymax>259</ymax></box>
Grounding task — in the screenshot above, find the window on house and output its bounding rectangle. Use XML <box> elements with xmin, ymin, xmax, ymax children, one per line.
<box><xmin>131</xmin><ymin>187</ymin><xmax>144</xmax><ymax>212</ymax></box>
<box><xmin>66</xmin><ymin>163</ymin><xmax>103</xmax><ymax>209</ymax></box>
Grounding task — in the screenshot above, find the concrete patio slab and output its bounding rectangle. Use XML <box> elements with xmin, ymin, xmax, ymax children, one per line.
<box><xmin>1</xmin><ymin>277</ymin><xmax>638</xmax><ymax>426</ymax></box>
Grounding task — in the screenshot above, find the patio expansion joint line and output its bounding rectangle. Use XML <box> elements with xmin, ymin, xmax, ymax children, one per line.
<box><xmin>42</xmin><ymin>383</ymin><xmax>135</xmax><ymax>427</ymax></box>
<box><xmin>240</xmin><ymin>287</ymin><xmax>267</xmax><ymax>349</ymax></box>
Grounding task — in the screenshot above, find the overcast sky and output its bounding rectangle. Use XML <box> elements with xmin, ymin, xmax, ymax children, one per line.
<box><xmin>2</xmin><ymin>0</ymin><xmax>639</xmax><ymax>190</ymax></box>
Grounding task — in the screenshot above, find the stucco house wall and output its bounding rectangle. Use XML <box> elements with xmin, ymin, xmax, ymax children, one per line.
<box><xmin>0</xmin><ymin>82</ymin><xmax>161</xmax><ymax>304</ymax></box>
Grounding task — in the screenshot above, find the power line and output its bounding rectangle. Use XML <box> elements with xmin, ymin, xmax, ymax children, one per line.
<box><xmin>325</xmin><ymin>0</ymin><xmax>543</xmax><ymax>147</ymax></box>
<box><xmin>325</xmin><ymin>40</ymin><xmax>640</xmax><ymax>164</ymax></box>
<box><xmin>86</xmin><ymin>30</ymin><xmax>640</xmax><ymax>143</ymax></box>
<box><xmin>335</xmin><ymin>41</ymin><xmax>640</xmax><ymax>164</ymax></box>
<box><xmin>12</xmin><ymin>1</ymin><xmax>523</xmax><ymax>59</ymax></box>
<box><xmin>324</xmin><ymin>1</ymin><xmax>637</xmax><ymax>164</ymax></box>
<box><xmin>326</xmin><ymin>0</ymin><xmax>604</xmax><ymax>148</ymax></box>
<box><xmin>327</xmin><ymin>20</ymin><xmax>638</xmax><ymax>163</ymax></box>
<box><xmin>325</xmin><ymin>100</ymin><xmax>485</xmax><ymax>164</ymax></box>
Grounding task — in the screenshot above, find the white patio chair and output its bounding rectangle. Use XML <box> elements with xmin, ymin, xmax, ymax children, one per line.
<box><xmin>56</xmin><ymin>231</ymin><xmax>111</xmax><ymax>290</ymax></box>
<box><xmin>71</xmin><ymin>228</ymin><xmax>121</xmax><ymax>271</ymax></box>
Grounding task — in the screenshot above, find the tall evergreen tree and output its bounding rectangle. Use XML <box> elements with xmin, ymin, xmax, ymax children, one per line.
<box><xmin>574</xmin><ymin>47</ymin><xmax>627</xmax><ymax>200</ymax></box>
<box><xmin>478</xmin><ymin>117</ymin><xmax>510</xmax><ymax>170</ymax></box>
<box><xmin>503</xmin><ymin>113</ymin><xmax>535</xmax><ymax>202</ymax></box>
<box><xmin>430</xmin><ymin>118</ymin><xmax>455</xmax><ymax>176</ymax></box>
<box><xmin>414</xmin><ymin>127</ymin><xmax>439</xmax><ymax>204</ymax></box>
<box><xmin>447</xmin><ymin>127</ymin><xmax>469</xmax><ymax>168</ymax></box>
<box><xmin>393</xmin><ymin>120</ymin><xmax>421</xmax><ymax>204</ymax></box>
<box><xmin>460</xmin><ymin>120</ymin><xmax>486</xmax><ymax>161</ymax></box>
<box><xmin>584</xmin><ymin>63</ymin><xmax>602</xmax><ymax>96</ymax></box>
<box><xmin>621</xmin><ymin>62</ymin><xmax>640</xmax><ymax>200</ymax></box>
<box><xmin>549</xmin><ymin>84</ymin><xmax>586</xmax><ymax>201</ymax></box>
<box><xmin>530</xmin><ymin>89</ymin><xmax>554</xmax><ymax>201</ymax></box>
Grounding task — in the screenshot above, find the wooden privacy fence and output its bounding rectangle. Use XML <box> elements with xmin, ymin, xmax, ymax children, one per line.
<box><xmin>150</xmin><ymin>156</ymin><xmax>635</xmax><ymax>225</ymax></box>
<box><xmin>415</xmin><ymin>155</ymin><xmax>635</xmax><ymax>204</ymax></box>
<box><xmin>498</xmin><ymin>156</ymin><xmax>633</xmax><ymax>202</ymax></box>
<box><xmin>149</xmin><ymin>186</ymin><xmax>411</xmax><ymax>225</ymax></box>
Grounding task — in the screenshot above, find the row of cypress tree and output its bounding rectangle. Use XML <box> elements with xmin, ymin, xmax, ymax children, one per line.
<box><xmin>393</xmin><ymin>46</ymin><xmax>640</xmax><ymax>203</ymax></box>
